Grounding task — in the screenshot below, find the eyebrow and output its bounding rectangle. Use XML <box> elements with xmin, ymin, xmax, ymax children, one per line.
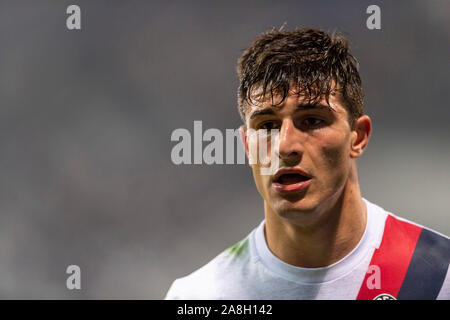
<box><xmin>297</xmin><ymin>103</ymin><xmax>335</xmax><ymax>112</ymax></box>
<box><xmin>248</xmin><ymin>103</ymin><xmax>335</xmax><ymax>121</ymax></box>
<box><xmin>248</xmin><ymin>108</ymin><xmax>275</xmax><ymax>120</ymax></box>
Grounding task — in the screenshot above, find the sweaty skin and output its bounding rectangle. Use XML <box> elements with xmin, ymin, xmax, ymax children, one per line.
<box><xmin>240</xmin><ymin>86</ymin><xmax>372</xmax><ymax>268</ymax></box>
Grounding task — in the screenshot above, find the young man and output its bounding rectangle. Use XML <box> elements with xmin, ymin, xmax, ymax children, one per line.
<box><xmin>165</xmin><ymin>28</ymin><xmax>449</xmax><ymax>300</ymax></box>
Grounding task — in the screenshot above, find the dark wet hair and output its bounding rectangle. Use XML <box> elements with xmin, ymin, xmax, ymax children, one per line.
<box><xmin>236</xmin><ymin>27</ymin><xmax>363</xmax><ymax>126</ymax></box>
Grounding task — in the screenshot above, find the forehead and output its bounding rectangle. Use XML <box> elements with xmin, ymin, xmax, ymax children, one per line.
<box><xmin>245</xmin><ymin>85</ymin><xmax>347</xmax><ymax>121</ymax></box>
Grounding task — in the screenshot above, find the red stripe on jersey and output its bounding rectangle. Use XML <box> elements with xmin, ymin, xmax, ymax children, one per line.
<box><xmin>356</xmin><ymin>214</ymin><xmax>422</xmax><ymax>300</ymax></box>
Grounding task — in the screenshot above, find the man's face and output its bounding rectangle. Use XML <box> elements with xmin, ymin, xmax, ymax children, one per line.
<box><xmin>243</xmin><ymin>87</ymin><xmax>359</xmax><ymax>225</ymax></box>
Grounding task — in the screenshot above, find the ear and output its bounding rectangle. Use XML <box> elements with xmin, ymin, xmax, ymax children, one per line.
<box><xmin>239</xmin><ymin>125</ymin><xmax>250</xmax><ymax>160</ymax></box>
<box><xmin>350</xmin><ymin>115</ymin><xmax>372</xmax><ymax>159</ymax></box>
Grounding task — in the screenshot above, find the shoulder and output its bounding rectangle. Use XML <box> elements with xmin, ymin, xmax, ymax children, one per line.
<box><xmin>359</xmin><ymin>199</ymin><xmax>449</xmax><ymax>299</ymax></box>
<box><xmin>390</xmin><ymin>213</ymin><xmax>449</xmax><ymax>299</ymax></box>
<box><xmin>365</xmin><ymin>199</ymin><xmax>449</xmax><ymax>253</ymax></box>
<box><xmin>367</xmin><ymin>201</ymin><xmax>450</xmax><ymax>300</ymax></box>
<box><xmin>383</xmin><ymin>212</ymin><xmax>449</xmax><ymax>259</ymax></box>
<box><xmin>164</xmin><ymin>235</ymin><xmax>254</xmax><ymax>300</ymax></box>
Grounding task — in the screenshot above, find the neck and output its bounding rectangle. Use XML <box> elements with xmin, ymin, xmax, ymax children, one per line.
<box><xmin>264</xmin><ymin>166</ymin><xmax>367</xmax><ymax>268</ymax></box>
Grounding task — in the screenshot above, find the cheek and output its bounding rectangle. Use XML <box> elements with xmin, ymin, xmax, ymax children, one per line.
<box><xmin>310</xmin><ymin>141</ymin><xmax>350</xmax><ymax>196</ymax></box>
<box><xmin>251</xmin><ymin>165</ymin><xmax>267</xmax><ymax>196</ymax></box>
<box><xmin>322</xmin><ymin>144</ymin><xmax>347</xmax><ymax>169</ymax></box>
<box><xmin>315</xmin><ymin>132</ymin><xmax>350</xmax><ymax>173</ymax></box>
<box><xmin>246</xmin><ymin>131</ymin><xmax>274</xmax><ymax>166</ymax></box>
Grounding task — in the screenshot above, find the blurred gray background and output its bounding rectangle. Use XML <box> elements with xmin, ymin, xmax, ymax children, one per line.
<box><xmin>0</xmin><ymin>0</ymin><xmax>448</xmax><ymax>298</ymax></box>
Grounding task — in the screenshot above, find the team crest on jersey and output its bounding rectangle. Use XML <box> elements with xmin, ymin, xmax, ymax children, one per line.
<box><xmin>373</xmin><ymin>293</ymin><xmax>396</xmax><ymax>300</ymax></box>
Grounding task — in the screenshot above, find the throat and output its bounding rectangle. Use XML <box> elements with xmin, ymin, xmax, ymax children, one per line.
<box><xmin>263</xmin><ymin>197</ymin><xmax>368</xmax><ymax>268</ymax></box>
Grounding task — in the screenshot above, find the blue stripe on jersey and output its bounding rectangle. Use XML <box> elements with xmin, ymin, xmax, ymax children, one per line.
<box><xmin>397</xmin><ymin>228</ymin><xmax>450</xmax><ymax>300</ymax></box>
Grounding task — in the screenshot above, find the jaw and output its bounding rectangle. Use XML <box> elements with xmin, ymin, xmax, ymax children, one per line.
<box><xmin>263</xmin><ymin>197</ymin><xmax>326</xmax><ymax>231</ymax></box>
<box><xmin>264</xmin><ymin>177</ymin><xmax>350</xmax><ymax>228</ymax></box>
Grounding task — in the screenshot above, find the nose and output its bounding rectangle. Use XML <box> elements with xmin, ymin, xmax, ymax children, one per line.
<box><xmin>277</xmin><ymin>119</ymin><xmax>303</xmax><ymax>164</ymax></box>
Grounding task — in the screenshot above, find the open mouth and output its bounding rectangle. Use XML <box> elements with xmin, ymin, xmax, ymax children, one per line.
<box><xmin>274</xmin><ymin>170</ymin><xmax>312</xmax><ymax>184</ymax></box>
<box><xmin>272</xmin><ymin>169</ymin><xmax>312</xmax><ymax>193</ymax></box>
<box><xmin>274</xmin><ymin>173</ymin><xmax>311</xmax><ymax>185</ymax></box>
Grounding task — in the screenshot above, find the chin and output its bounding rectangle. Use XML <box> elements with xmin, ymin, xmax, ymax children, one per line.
<box><xmin>270</xmin><ymin>197</ymin><xmax>320</xmax><ymax>224</ymax></box>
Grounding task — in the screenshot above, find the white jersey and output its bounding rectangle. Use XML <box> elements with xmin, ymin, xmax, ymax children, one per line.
<box><xmin>165</xmin><ymin>198</ymin><xmax>450</xmax><ymax>300</ymax></box>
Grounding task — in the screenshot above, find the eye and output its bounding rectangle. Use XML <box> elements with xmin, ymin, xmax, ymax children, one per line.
<box><xmin>258</xmin><ymin>121</ymin><xmax>280</xmax><ymax>131</ymax></box>
<box><xmin>302</xmin><ymin>117</ymin><xmax>324</xmax><ymax>127</ymax></box>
